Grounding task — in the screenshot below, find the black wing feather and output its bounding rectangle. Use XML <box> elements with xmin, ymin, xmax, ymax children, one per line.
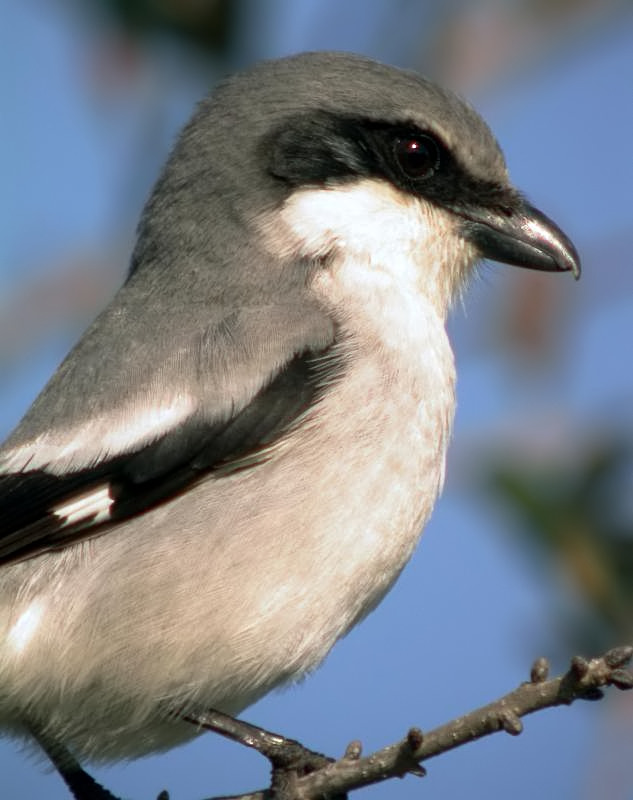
<box><xmin>0</xmin><ymin>344</ymin><xmax>344</xmax><ymax>565</ymax></box>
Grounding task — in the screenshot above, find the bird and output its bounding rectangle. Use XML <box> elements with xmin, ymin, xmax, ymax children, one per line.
<box><xmin>0</xmin><ymin>51</ymin><xmax>580</xmax><ymax>797</ymax></box>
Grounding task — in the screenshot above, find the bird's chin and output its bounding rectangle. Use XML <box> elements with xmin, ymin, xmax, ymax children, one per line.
<box><xmin>459</xmin><ymin>200</ymin><xmax>581</xmax><ymax>279</ymax></box>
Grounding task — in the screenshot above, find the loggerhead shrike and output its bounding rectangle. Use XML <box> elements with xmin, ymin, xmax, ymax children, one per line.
<box><xmin>0</xmin><ymin>51</ymin><xmax>579</xmax><ymax>794</ymax></box>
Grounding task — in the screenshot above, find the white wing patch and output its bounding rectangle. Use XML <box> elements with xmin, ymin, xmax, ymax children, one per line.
<box><xmin>53</xmin><ymin>484</ymin><xmax>114</xmax><ymax>527</ymax></box>
<box><xmin>7</xmin><ymin>600</ymin><xmax>46</xmax><ymax>654</ymax></box>
<box><xmin>0</xmin><ymin>395</ymin><xmax>195</xmax><ymax>476</ymax></box>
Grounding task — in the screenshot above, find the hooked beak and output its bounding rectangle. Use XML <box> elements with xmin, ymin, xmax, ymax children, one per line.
<box><xmin>460</xmin><ymin>198</ymin><xmax>581</xmax><ymax>279</ymax></box>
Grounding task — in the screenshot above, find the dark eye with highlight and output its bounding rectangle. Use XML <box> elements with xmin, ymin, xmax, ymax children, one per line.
<box><xmin>393</xmin><ymin>134</ymin><xmax>441</xmax><ymax>180</ymax></box>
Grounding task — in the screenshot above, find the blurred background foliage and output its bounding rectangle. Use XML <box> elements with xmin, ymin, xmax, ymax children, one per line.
<box><xmin>488</xmin><ymin>435</ymin><xmax>633</xmax><ymax>653</ymax></box>
<box><xmin>1</xmin><ymin>1</ymin><xmax>632</xmax><ymax>798</ymax></box>
<box><xmin>91</xmin><ymin>0</ymin><xmax>235</xmax><ymax>50</ymax></box>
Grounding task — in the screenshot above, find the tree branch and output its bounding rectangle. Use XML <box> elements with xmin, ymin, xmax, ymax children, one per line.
<box><xmin>185</xmin><ymin>645</ymin><xmax>633</xmax><ymax>800</ymax></box>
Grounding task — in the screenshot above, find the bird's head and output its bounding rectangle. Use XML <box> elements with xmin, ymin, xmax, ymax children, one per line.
<box><xmin>134</xmin><ymin>51</ymin><xmax>580</xmax><ymax>314</ymax></box>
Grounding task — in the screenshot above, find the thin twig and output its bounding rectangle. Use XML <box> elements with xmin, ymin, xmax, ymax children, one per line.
<box><xmin>194</xmin><ymin>645</ymin><xmax>633</xmax><ymax>800</ymax></box>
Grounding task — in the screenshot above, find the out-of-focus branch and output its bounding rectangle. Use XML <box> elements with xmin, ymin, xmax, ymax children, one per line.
<box><xmin>488</xmin><ymin>436</ymin><xmax>633</xmax><ymax>654</ymax></box>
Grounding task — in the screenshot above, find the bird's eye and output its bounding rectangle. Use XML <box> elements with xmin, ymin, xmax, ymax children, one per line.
<box><xmin>393</xmin><ymin>134</ymin><xmax>440</xmax><ymax>180</ymax></box>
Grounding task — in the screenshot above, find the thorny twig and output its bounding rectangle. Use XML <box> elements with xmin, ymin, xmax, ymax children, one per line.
<box><xmin>182</xmin><ymin>645</ymin><xmax>633</xmax><ymax>800</ymax></box>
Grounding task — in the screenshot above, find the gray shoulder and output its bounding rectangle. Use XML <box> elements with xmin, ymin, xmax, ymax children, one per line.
<box><xmin>1</xmin><ymin>274</ymin><xmax>337</xmax><ymax>475</ymax></box>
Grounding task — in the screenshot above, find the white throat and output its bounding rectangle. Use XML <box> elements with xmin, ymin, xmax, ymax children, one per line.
<box><xmin>260</xmin><ymin>177</ymin><xmax>476</xmax><ymax>316</ymax></box>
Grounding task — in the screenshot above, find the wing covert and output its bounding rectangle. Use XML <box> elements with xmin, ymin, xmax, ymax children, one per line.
<box><xmin>0</xmin><ymin>300</ymin><xmax>343</xmax><ymax>565</ymax></box>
